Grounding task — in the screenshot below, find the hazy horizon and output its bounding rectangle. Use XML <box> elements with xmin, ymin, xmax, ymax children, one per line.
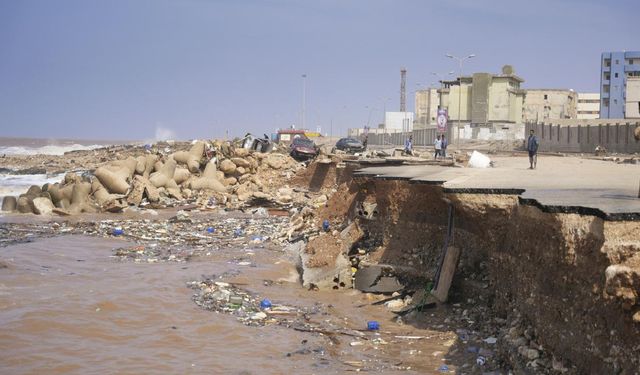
<box><xmin>1</xmin><ymin>0</ymin><xmax>638</xmax><ymax>141</ymax></box>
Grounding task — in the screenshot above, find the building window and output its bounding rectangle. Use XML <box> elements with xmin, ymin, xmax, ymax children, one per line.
<box><xmin>605</xmin><ymin>59</ymin><xmax>611</xmax><ymax>67</ymax></box>
<box><xmin>544</xmin><ymin>94</ymin><xmax>548</xmax><ymax>100</ymax></box>
<box><xmin>613</xmin><ymin>99</ymin><xmax>617</xmax><ymax>104</ymax></box>
<box><xmin>615</xmin><ymin>72</ymin><xmax>619</xmax><ymax>78</ymax></box>
<box><xmin>616</xmin><ymin>59</ymin><xmax>619</xmax><ymax>64</ymax></box>
<box><xmin>604</xmin><ymin>73</ymin><xmax>610</xmax><ymax>80</ymax></box>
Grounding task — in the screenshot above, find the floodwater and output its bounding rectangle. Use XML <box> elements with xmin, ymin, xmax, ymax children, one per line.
<box><xmin>0</xmin><ymin>234</ymin><xmax>460</xmax><ymax>374</ymax></box>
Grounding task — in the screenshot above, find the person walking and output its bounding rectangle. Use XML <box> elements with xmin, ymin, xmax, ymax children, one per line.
<box><xmin>434</xmin><ymin>135</ymin><xmax>442</xmax><ymax>160</ymax></box>
<box><xmin>404</xmin><ymin>135</ymin><xmax>413</xmax><ymax>155</ymax></box>
<box><xmin>441</xmin><ymin>135</ymin><xmax>448</xmax><ymax>158</ymax></box>
<box><xmin>527</xmin><ymin>129</ymin><xmax>540</xmax><ymax>169</ymax></box>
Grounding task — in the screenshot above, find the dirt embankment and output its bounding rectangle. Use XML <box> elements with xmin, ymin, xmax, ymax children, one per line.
<box><xmin>315</xmin><ymin>176</ymin><xmax>640</xmax><ymax>373</ymax></box>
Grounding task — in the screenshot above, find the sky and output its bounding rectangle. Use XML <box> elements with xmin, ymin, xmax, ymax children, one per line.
<box><xmin>0</xmin><ymin>0</ymin><xmax>638</xmax><ymax>141</ymax></box>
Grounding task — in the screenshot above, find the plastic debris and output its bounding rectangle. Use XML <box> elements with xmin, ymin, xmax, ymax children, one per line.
<box><xmin>322</xmin><ymin>219</ymin><xmax>330</xmax><ymax>232</ymax></box>
<box><xmin>367</xmin><ymin>321</ymin><xmax>380</xmax><ymax>330</ymax></box>
<box><xmin>260</xmin><ymin>298</ymin><xmax>272</xmax><ymax>309</ymax></box>
<box><xmin>468</xmin><ymin>151</ymin><xmax>492</xmax><ymax>168</ymax></box>
<box><xmin>483</xmin><ymin>336</ymin><xmax>497</xmax><ymax>344</ymax></box>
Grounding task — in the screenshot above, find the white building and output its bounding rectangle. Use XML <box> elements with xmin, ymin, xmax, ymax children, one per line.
<box><xmin>626</xmin><ymin>78</ymin><xmax>640</xmax><ymax>119</ymax></box>
<box><xmin>577</xmin><ymin>92</ymin><xmax>600</xmax><ymax>119</ymax></box>
<box><xmin>384</xmin><ymin>111</ymin><xmax>414</xmax><ymax>131</ymax></box>
<box><xmin>414</xmin><ymin>88</ymin><xmax>439</xmax><ymax>129</ymax></box>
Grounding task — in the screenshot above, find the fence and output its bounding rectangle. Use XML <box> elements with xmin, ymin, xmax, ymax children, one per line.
<box><xmin>352</xmin><ymin>127</ymin><xmax>449</xmax><ymax>148</ymax></box>
<box><xmin>525</xmin><ymin>121</ymin><xmax>640</xmax><ymax>153</ymax></box>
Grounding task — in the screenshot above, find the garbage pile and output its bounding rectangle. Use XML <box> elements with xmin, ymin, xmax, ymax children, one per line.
<box><xmin>188</xmin><ymin>277</ymin><xmax>305</xmax><ymax>327</ymax></box>
<box><xmin>1</xmin><ymin>139</ymin><xmax>307</xmax><ymax>215</ymax></box>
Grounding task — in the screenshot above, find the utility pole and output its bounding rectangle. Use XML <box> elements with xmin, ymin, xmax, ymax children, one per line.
<box><xmin>400</xmin><ymin>68</ymin><xmax>407</xmax><ymax>112</ymax></box>
<box><xmin>301</xmin><ymin>74</ymin><xmax>307</xmax><ymax>129</ymax></box>
<box><xmin>446</xmin><ymin>54</ymin><xmax>475</xmax><ymax>147</ymax></box>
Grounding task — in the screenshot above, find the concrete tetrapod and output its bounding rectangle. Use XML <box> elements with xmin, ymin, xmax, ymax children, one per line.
<box><xmin>95</xmin><ymin>167</ymin><xmax>130</xmax><ymax>194</ymax></box>
<box><xmin>149</xmin><ymin>159</ymin><xmax>177</xmax><ymax>188</ymax></box>
<box><xmin>1</xmin><ymin>196</ymin><xmax>17</xmax><ymax>211</ymax></box>
<box><xmin>173</xmin><ymin>141</ymin><xmax>205</xmax><ymax>173</ymax></box>
<box><xmin>173</xmin><ymin>167</ymin><xmax>191</xmax><ymax>185</ymax></box>
<box><xmin>189</xmin><ymin>161</ymin><xmax>226</xmax><ymax>193</ymax></box>
<box><xmin>48</xmin><ymin>183</ymin><xmax>74</xmax><ymax>209</ymax></box>
<box><xmin>32</xmin><ymin>197</ymin><xmax>54</xmax><ymax>215</ymax></box>
<box><xmin>91</xmin><ymin>179</ymin><xmax>119</xmax><ymax>206</ymax></box>
<box><xmin>68</xmin><ymin>182</ymin><xmax>97</xmax><ymax>214</ymax></box>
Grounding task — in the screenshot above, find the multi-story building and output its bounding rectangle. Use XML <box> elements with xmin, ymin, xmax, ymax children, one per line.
<box><xmin>577</xmin><ymin>93</ymin><xmax>600</xmax><ymax>119</ymax></box>
<box><xmin>414</xmin><ymin>88</ymin><xmax>439</xmax><ymax>129</ymax></box>
<box><xmin>522</xmin><ymin>89</ymin><xmax>577</xmax><ymax>122</ymax></box>
<box><xmin>438</xmin><ymin>65</ymin><xmax>526</xmax><ymax>139</ymax></box>
<box><xmin>600</xmin><ymin>51</ymin><xmax>640</xmax><ymax>118</ymax></box>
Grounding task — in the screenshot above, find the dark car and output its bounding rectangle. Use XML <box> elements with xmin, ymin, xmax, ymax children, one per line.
<box><xmin>334</xmin><ymin>137</ymin><xmax>365</xmax><ymax>154</ymax></box>
<box><xmin>289</xmin><ymin>137</ymin><xmax>319</xmax><ymax>160</ymax></box>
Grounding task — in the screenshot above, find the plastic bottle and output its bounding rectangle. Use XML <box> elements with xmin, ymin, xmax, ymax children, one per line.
<box><xmin>367</xmin><ymin>321</ymin><xmax>379</xmax><ymax>330</ymax></box>
<box><xmin>322</xmin><ymin>219</ymin><xmax>330</xmax><ymax>232</ymax></box>
<box><xmin>112</xmin><ymin>227</ymin><xmax>124</xmax><ymax>236</ymax></box>
<box><xmin>260</xmin><ymin>298</ymin><xmax>272</xmax><ymax>309</ymax></box>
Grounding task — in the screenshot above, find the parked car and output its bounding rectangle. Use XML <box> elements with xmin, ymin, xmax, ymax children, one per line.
<box><xmin>289</xmin><ymin>137</ymin><xmax>319</xmax><ymax>160</ymax></box>
<box><xmin>334</xmin><ymin>137</ymin><xmax>365</xmax><ymax>154</ymax></box>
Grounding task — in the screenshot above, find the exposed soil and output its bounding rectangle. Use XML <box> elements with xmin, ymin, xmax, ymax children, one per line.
<box><xmin>320</xmin><ymin>176</ymin><xmax>640</xmax><ymax>374</ymax></box>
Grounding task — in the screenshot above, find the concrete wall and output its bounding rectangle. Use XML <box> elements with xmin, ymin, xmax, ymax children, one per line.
<box><xmin>363</xmin><ymin>127</ymin><xmax>442</xmax><ymax>147</ymax></box>
<box><xmin>523</xmin><ymin>89</ymin><xmax>577</xmax><ymax>122</ymax></box>
<box><xmin>526</xmin><ymin>120</ymin><xmax>640</xmax><ymax>153</ymax></box>
<box><xmin>459</xmin><ymin>123</ymin><xmax>525</xmax><ymax>141</ymax></box>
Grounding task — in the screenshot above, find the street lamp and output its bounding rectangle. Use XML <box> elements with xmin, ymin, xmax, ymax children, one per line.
<box><xmin>301</xmin><ymin>74</ymin><xmax>307</xmax><ymax>129</ymax></box>
<box><xmin>446</xmin><ymin>54</ymin><xmax>475</xmax><ymax>147</ymax></box>
<box><xmin>431</xmin><ymin>71</ymin><xmax>455</xmax><ymax>84</ymax></box>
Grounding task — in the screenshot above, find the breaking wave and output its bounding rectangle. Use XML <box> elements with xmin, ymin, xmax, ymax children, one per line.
<box><xmin>0</xmin><ymin>144</ymin><xmax>104</xmax><ymax>156</ymax></box>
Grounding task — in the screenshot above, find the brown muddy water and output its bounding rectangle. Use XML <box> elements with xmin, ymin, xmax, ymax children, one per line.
<box><xmin>0</xmin><ymin>234</ymin><xmax>464</xmax><ymax>374</ymax></box>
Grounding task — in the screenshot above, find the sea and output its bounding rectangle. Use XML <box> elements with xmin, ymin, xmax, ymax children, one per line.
<box><xmin>0</xmin><ymin>137</ymin><xmax>121</xmax><ymax>204</ymax></box>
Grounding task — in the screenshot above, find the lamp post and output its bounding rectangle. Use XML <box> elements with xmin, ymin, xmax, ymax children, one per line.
<box><xmin>445</xmin><ymin>54</ymin><xmax>475</xmax><ymax>147</ymax></box>
<box><xmin>301</xmin><ymin>74</ymin><xmax>307</xmax><ymax>129</ymax></box>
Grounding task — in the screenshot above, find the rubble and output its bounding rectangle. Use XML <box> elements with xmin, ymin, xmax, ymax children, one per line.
<box><xmin>1</xmin><ymin>139</ymin><xmax>308</xmax><ymax>216</ymax></box>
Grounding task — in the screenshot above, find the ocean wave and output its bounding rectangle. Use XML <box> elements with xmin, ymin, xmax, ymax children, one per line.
<box><xmin>0</xmin><ymin>173</ymin><xmax>65</xmax><ymax>200</ymax></box>
<box><xmin>0</xmin><ymin>144</ymin><xmax>104</xmax><ymax>156</ymax></box>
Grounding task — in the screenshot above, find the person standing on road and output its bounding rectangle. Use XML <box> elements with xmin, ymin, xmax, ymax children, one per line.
<box><xmin>527</xmin><ymin>129</ymin><xmax>539</xmax><ymax>169</ymax></box>
<box><xmin>404</xmin><ymin>135</ymin><xmax>413</xmax><ymax>155</ymax></box>
<box><xmin>441</xmin><ymin>135</ymin><xmax>448</xmax><ymax>158</ymax></box>
<box><xmin>434</xmin><ymin>135</ymin><xmax>442</xmax><ymax>160</ymax></box>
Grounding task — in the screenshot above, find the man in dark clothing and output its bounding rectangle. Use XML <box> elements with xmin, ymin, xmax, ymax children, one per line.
<box><xmin>527</xmin><ymin>129</ymin><xmax>539</xmax><ymax>169</ymax></box>
<box><xmin>441</xmin><ymin>135</ymin><xmax>448</xmax><ymax>158</ymax></box>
